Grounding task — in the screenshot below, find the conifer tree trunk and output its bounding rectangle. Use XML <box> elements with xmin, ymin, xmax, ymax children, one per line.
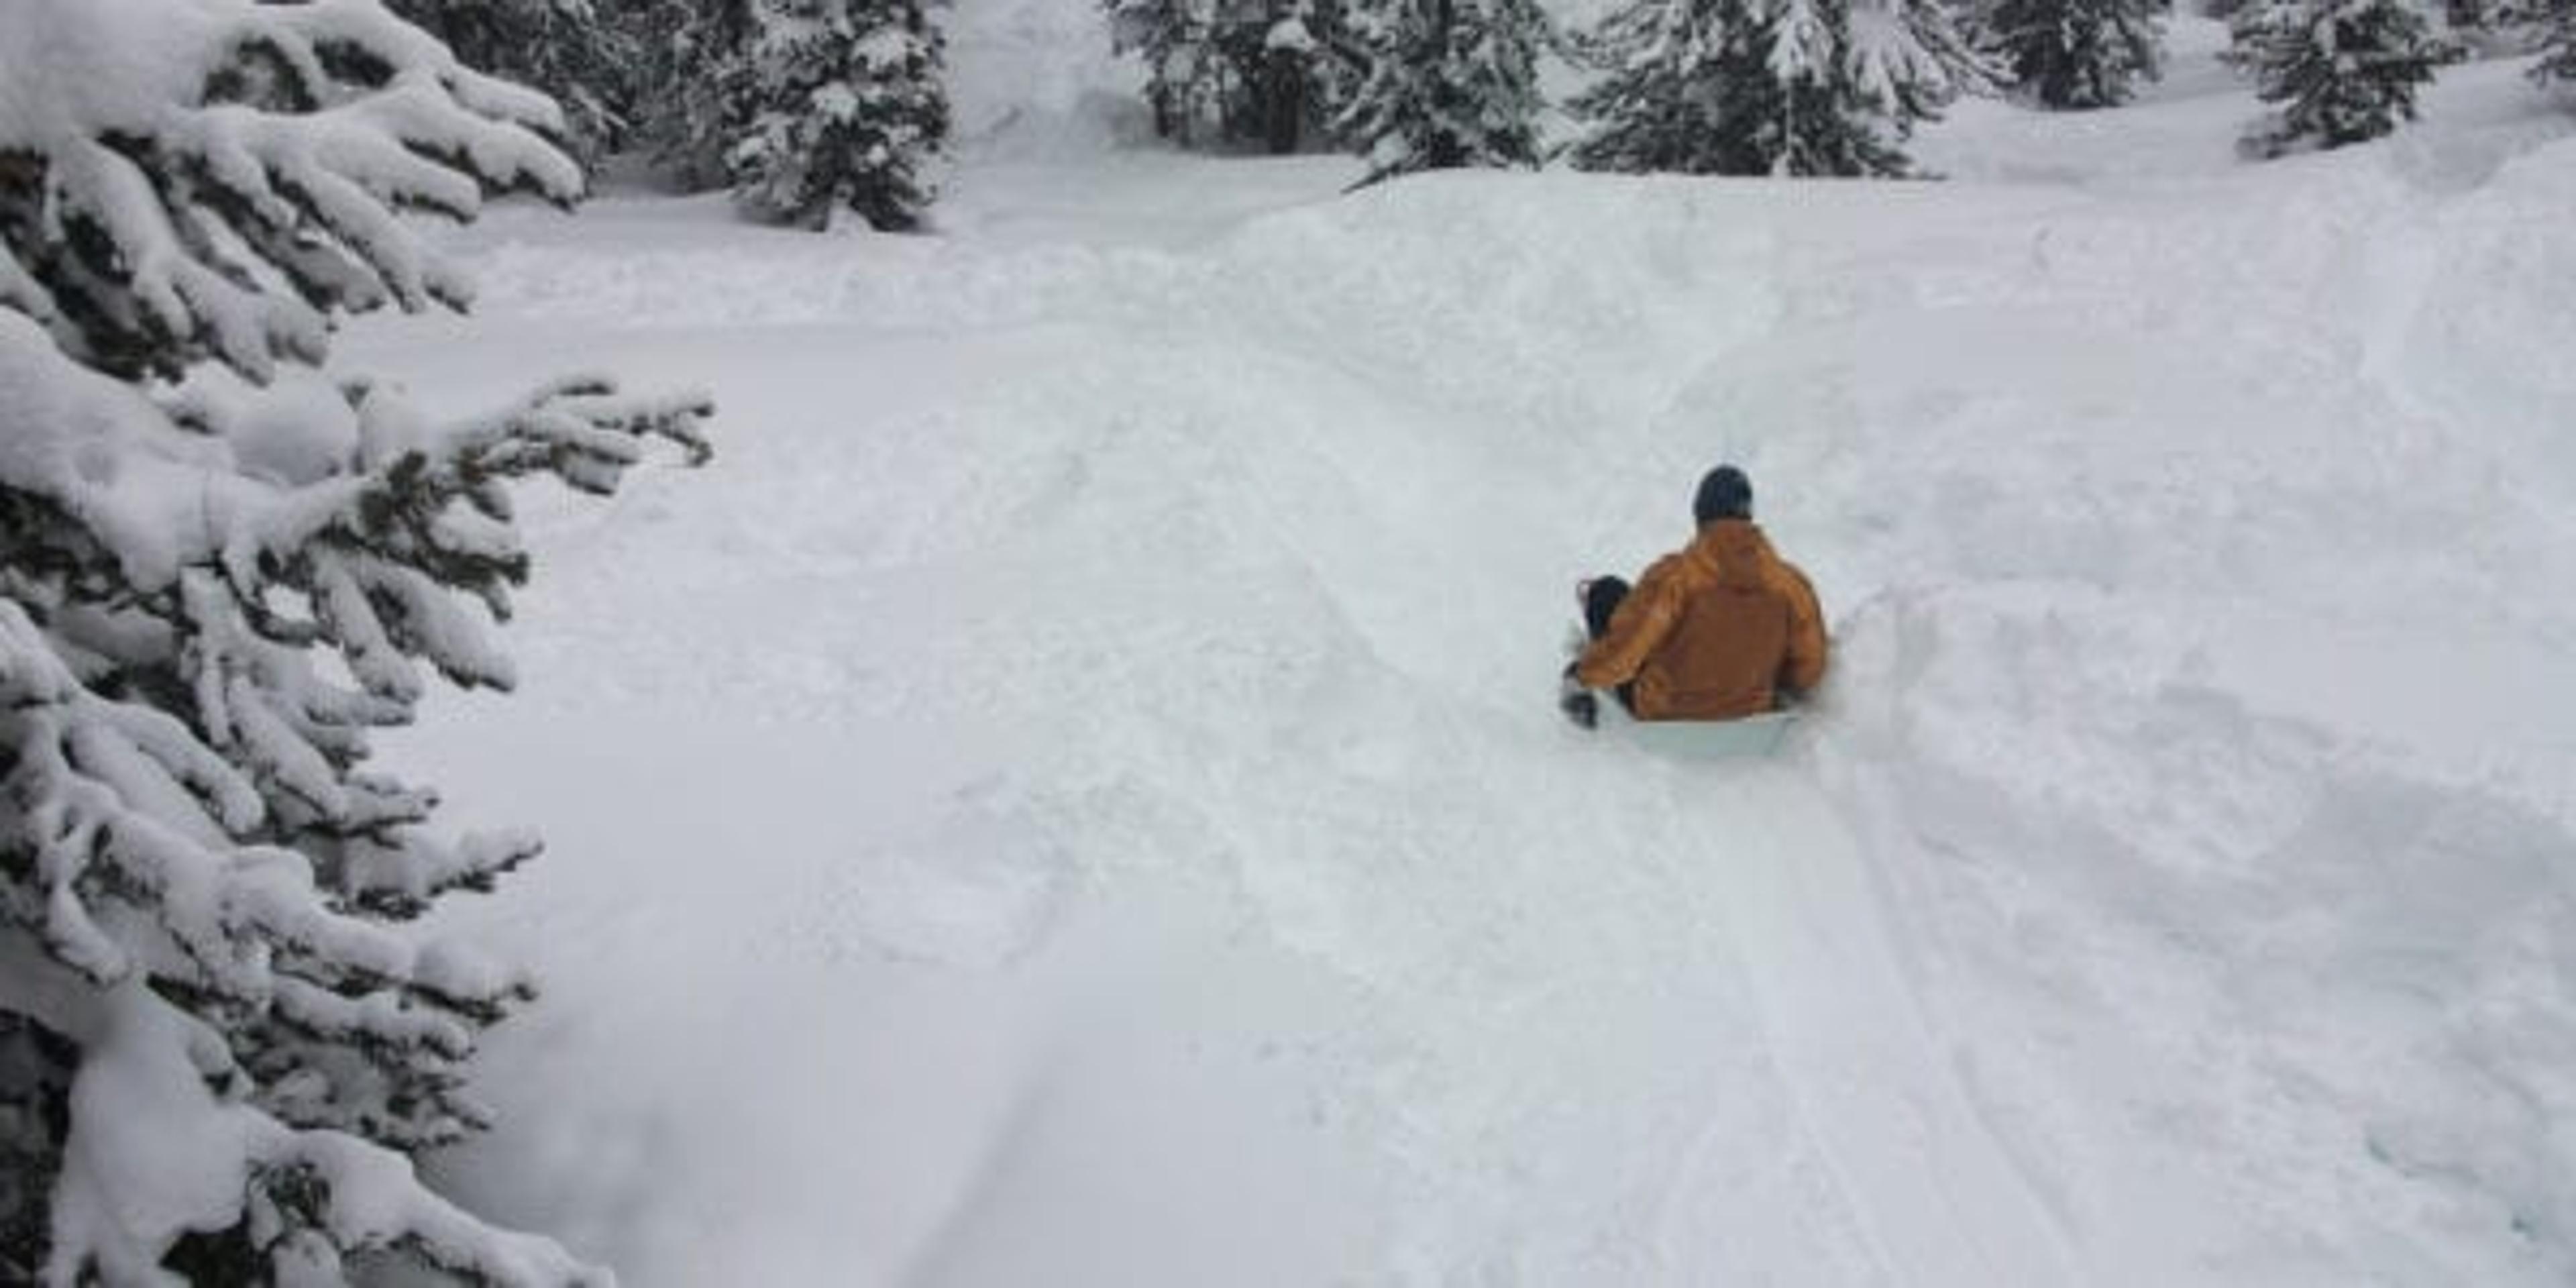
<box><xmin>1425</xmin><ymin>0</ymin><xmax>1465</xmax><ymax>168</ymax></box>
<box><xmin>1268</xmin><ymin>46</ymin><xmax>1309</xmax><ymax>151</ymax></box>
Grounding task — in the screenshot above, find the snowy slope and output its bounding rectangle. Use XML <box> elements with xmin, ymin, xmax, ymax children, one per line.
<box><xmin>346</xmin><ymin>24</ymin><xmax>2576</xmax><ymax>1287</ymax></box>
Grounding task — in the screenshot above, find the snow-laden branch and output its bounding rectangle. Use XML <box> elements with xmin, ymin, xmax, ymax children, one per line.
<box><xmin>0</xmin><ymin>0</ymin><xmax>580</xmax><ymax>383</ymax></box>
<box><xmin>0</xmin><ymin>305</ymin><xmax>706</xmax><ymax>1274</ymax></box>
<box><xmin>5</xmin><ymin>967</ymin><xmax>602</xmax><ymax>1285</ymax></box>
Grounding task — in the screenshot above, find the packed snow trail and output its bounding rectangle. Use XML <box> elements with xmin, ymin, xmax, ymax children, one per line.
<box><xmin>355</xmin><ymin>36</ymin><xmax>2576</xmax><ymax>1287</ymax></box>
<box><xmin>1660</xmin><ymin>762</ymin><xmax>2073</xmax><ymax>1283</ymax></box>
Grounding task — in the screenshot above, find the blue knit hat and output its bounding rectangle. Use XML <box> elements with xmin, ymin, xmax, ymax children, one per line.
<box><xmin>1693</xmin><ymin>466</ymin><xmax>1752</xmax><ymax>524</ymax></box>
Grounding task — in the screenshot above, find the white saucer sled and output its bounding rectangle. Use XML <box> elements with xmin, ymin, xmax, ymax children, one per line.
<box><xmin>1601</xmin><ymin>701</ymin><xmax>1800</xmax><ymax>761</ymax></box>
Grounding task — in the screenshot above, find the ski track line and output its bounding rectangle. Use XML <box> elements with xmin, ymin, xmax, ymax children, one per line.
<box><xmin>1668</xmin><ymin>757</ymin><xmax>2080</xmax><ymax>1287</ymax></box>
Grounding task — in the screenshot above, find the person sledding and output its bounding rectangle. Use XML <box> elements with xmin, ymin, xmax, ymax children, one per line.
<box><xmin>1560</xmin><ymin>465</ymin><xmax>1829</xmax><ymax>730</ymax></box>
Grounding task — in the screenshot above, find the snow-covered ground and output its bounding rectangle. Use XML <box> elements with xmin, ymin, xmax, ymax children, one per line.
<box><xmin>347</xmin><ymin>17</ymin><xmax>2576</xmax><ymax>1286</ymax></box>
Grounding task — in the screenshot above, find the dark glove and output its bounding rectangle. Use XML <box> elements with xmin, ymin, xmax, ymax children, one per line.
<box><xmin>1558</xmin><ymin>663</ymin><xmax>1598</xmax><ymax>730</ymax></box>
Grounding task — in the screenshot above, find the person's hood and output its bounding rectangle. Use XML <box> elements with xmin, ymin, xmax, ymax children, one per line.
<box><xmin>1684</xmin><ymin>518</ymin><xmax>1772</xmax><ymax>590</ymax></box>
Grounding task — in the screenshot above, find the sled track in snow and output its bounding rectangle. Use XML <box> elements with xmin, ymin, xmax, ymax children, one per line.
<box><xmin>1648</xmin><ymin>758</ymin><xmax>2077</xmax><ymax>1285</ymax></box>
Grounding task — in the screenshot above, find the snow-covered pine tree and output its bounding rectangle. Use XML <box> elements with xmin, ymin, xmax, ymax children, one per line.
<box><xmin>1106</xmin><ymin>0</ymin><xmax>1361</xmax><ymax>150</ymax></box>
<box><xmin>641</xmin><ymin>0</ymin><xmax>765</xmax><ymax>190</ymax></box>
<box><xmin>1568</xmin><ymin>0</ymin><xmax>1980</xmax><ymax>175</ymax></box>
<box><xmin>1299</xmin><ymin>0</ymin><xmax>1382</xmax><ymax>141</ymax></box>
<box><xmin>1979</xmin><ymin>0</ymin><xmax>2165</xmax><ymax>107</ymax></box>
<box><xmin>2226</xmin><ymin>0</ymin><xmax>2454</xmax><ymax>154</ymax></box>
<box><xmin>1764</xmin><ymin>0</ymin><xmax>1909</xmax><ymax>175</ymax></box>
<box><xmin>1248</xmin><ymin>0</ymin><xmax>1374</xmax><ymax>151</ymax></box>
<box><xmin>1106</xmin><ymin>0</ymin><xmax>1240</xmax><ymax>143</ymax></box>
<box><xmin>386</xmin><ymin>0</ymin><xmax>641</xmax><ymax>164</ymax></box>
<box><xmin>2531</xmin><ymin>0</ymin><xmax>2576</xmax><ymax>82</ymax></box>
<box><xmin>0</xmin><ymin>0</ymin><xmax>710</xmax><ymax>1279</ymax></box>
<box><xmin>1338</xmin><ymin>0</ymin><xmax>1552</xmax><ymax>183</ymax></box>
<box><xmin>726</xmin><ymin>0</ymin><xmax>953</xmax><ymax>230</ymax></box>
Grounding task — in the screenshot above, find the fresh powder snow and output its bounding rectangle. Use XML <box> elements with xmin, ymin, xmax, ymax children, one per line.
<box><xmin>339</xmin><ymin>5</ymin><xmax>2576</xmax><ymax>1285</ymax></box>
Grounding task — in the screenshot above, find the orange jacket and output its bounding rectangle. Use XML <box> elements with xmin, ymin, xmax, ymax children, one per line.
<box><xmin>1574</xmin><ymin>519</ymin><xmax>1827</xmax><ymax>720</ymax></box>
